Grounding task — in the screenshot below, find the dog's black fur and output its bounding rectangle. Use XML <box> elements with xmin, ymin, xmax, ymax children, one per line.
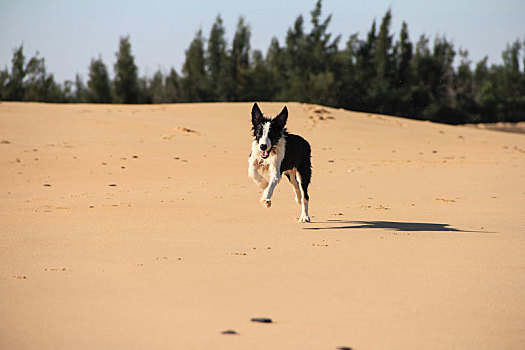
<box><xmin>281</xmin><ymin>134</ymin><xmax>312</xmax><ymax>201</ymax></box>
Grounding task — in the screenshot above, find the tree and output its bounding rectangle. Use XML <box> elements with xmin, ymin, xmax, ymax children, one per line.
<box><xmin>335</xmin><ymin>33</ymin><xmax>360</xmax><ymax>109</ymax></box>
<box><xmin>500</xmin><ymin>40</ymin><xmax>525</xmax><ymax>121</ymax></box>
<box><xmin>181</xmin><ymin>30</ymin><xmax>209</xmax><ymax>102</ymax></box>
<box><xmin>87</xmin><ymin>56</ymin><xmax>112</xmax><ymax>103</ymax></box>
<box><xmin>245</xmin><ymin>50</ymin><xmax>275</xmax><ymax>101</ymax></box>
<box><xmin>283</xmin><ymin>0</ymin><xmax>339</xmax><ymax>105</ymax></box>
<box><xmin>454</xmin><ymin>49</ymin><xmax>478</xmax><ymax>122</ymax></box>
<box><xmin>165</xmin><ymin>68</ymin><xmax>181</xmax><ymax>102</ymax></box>
<box><xmin>370</xmin><ymin>9</ymin><xmax>395</xmax><ymax>113</ymax></box>
<box><xmin>282</xmin><ymin>15</ymin><xmax>305</xmax><ymax>101</ymax></box>
<box><xmin>352</xmin><ymin>19</ymin><xmax>377</xmax><ymax>111</ymax></box>
<box><xmin>392</xmin><ymin>21</ymin><xmax>414</xmax><ymax>116</ymax></box>
<box><xmin>0</xmin><ymin>67</ymin><xmax>9</xmax><ymax>100</ymax></box>
<box><xmin>74</xmin><ymin>74</ymin><xmax>88</xmax><ymax>102</ymax></box>
<box><xmin>113</xmin><ymin>36</ymin><xmax>139</xmax><ymax>103</ymax></box>
<box><xmin>265</xmin><ymin>37</ymin><xmax>287</xmax><ymax>100</ymax></box>
<box><xmin>24</xmin><ymin>52</ymin><xmax>60</xmax><ymax>102</ymax></box>
<box><xmin>411</xmin><ymin>34</ymin><xmax>433</xmax><ymax>118</ymax></box>
<box><xmin>229</xmin><ymin>17</ymin><xmax>251</xmax><ymax>101</ymax></box>
<box><xmin>304</xmin><ymin>0</ymin><xmax>340</xmax><ymax>106</ymax></box>
<box><xmin>206</xmin><ymin>15</ymin><xmax>228</xmax><ymax>101</ymax></box>
<box><xmin>4</xmin><ymin>45</ymin><xmax>26</xmax><ymax>100</ymax></box>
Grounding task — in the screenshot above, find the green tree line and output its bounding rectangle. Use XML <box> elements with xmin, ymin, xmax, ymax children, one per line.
<box><xmin>1</xmin><ymin>1</ymin><xmax>524</xmax><ymax>124</ymax></box>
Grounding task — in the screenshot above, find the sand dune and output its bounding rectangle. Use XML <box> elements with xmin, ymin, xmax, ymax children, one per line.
<box><xmin>1</xmin><ymin>102</ymin><xmax>524</xmax><ymax>349</ymax></box>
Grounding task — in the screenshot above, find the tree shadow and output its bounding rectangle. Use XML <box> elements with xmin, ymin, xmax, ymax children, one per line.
<box><xmin>304</xmin><ymin>220</ymin><xmax>490</xmax><ymax>233</ymax></box>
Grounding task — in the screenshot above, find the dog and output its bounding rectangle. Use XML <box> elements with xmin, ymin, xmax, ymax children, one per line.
<box><xmin>248</xmin><ymin>103</ymin><xmax>312</xmax><ymax>222</ymax></box>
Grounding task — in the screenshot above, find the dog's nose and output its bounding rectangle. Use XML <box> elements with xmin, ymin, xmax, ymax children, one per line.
<box><xmin>260</xmin><ymin>144</ymin><xmax>267</xmax><ymax>151</ymax></box>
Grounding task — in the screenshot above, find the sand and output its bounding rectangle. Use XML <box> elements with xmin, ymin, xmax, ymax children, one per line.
<box><xmin>1</xmin><ymin>101</ymin><xmax>524</xmax><ymax>349</ymax></box>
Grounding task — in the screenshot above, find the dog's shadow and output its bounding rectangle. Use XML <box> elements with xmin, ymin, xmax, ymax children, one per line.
<box><xmin>304</xmin><ymin>219</ymin><xmax>491</xmax><ymax>233</ymax></box>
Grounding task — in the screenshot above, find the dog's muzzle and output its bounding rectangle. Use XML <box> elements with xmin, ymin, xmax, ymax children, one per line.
<box><xmin>260</xmin><ymin>143</ymin><xmax>270</xmax><ymax>159</ymax></box>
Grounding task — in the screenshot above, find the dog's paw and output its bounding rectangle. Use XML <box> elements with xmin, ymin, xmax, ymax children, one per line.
<box><xmin>298</xmin><ymin>215</ymin><xmax>311</xmax><ymax>223</ymax></box>
<box><xmin>261</xmin><ymin>199</ymin><xmax>271</xmax><ymax>208</ymax></box>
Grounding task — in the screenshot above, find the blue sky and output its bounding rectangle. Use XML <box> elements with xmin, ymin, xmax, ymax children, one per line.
<box><xmin>1</xmin><ymin>0</ymin><xmax>524</xmax><ymax>82</ymax></box>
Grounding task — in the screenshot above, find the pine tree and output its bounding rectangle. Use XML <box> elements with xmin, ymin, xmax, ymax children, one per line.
<box><xmin>500</xmin><ymin>40</ymin><xmax>525</xmax><ymax>121</ymax></box>
<box><xmin>283</xmin><ymin>15</ymin><xmax>305</xmax><ymax>101</ymax></box>
<box><xmin>165</xmin><ymin>68</ymin><xmax>181</xmax><ymax>102</ymax></box>
<box><xmin>87</xmin><ymin>56</ymin><xmax>112</xmax><ymax>103</ymax></box>
<box><xmin>393</xmin><ymin>21</ymin><xmax>413</xmax><ymax>116</ymax></box>
<box><xmin>245</xmin><ymin>50</ymin><xmax>275</xmax><ymax>101</ymax></box>
<box><xmin>4</xmin><ymin>45</ymin><xmax>26</xmax><ymax>100</ymax></box>
<box><xmin>230</xmin><ymin>17</ymin><xmax>251</xmax><ymax>101</ymax></box>
<box><xmin>113</xmin><ymin>36</ymin><xmax>139</xmax><ymax>103</ymax></box>
<box><xmin>23</xmin><ymin>51</ymin><xmax>61</xmax><ymax>102</ymax></box>
<box><xmin>181</xmin><ymin>30</ymin><xmax>209</xmax><ymax>102</ymax></box>
<box><xmin>206</xmin><ymin>15</ymin><xmax>227</xmax><ymax>101</ymax></box>
<box><xmin>411</xmin><ymin>34</ymin><xmax>433</xmax><ymax>119</ymax></box>
<box><xmin>284</xmin><ymin>0</ymin><xmax>339</xmax><ymax>105</ymax></box>
<box><xmin>304</xmin><ymin>0</ymin><xmax>340</xmax><ymax>106</ymax></box>
<box><xmin>0</xmin><ymin>68</ymin><xmax>8</xmax><ymax>100</ymax></box>
<box><xmin>74</xmin><ymin>74</ymin><xmax>88</xmax><ymax>102</ymax></box>
<box><xmin>454</xmin><ymin>49</ymin><xmax>477</xmax><ymax>122</ymax></box>
<box><xmin>336</xmin><ymin>33</ymin><xmax>360</xmax><ymax>109</ymax></box>
<box><xmin>353</xmin><ymin>20</ymin><xmax>377</xmax><ymax>111</ymax></box>
<box><xmin>265</xmin><ymin>37</ymin><xmax>288</xmax><ymax>100</ymax></box>
<box><xmin>371</xmin><ymin>9</ymin><xmax>394</xmax><ymax>113</ymax></box>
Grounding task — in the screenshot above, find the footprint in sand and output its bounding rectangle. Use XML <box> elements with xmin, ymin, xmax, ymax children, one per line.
<box><xmin>11</xmin><ymin>275</ymin><xmax>27</xmax><ymax>279</ymax></box>
<box><xmin>173</xmin><ymin>127</ymin><xmax>200</xmax><ymax>135</ymax></box>
<box><xmin>307</xmin><ymin>107</ymin><xmax>335</xmax><ymax>127</ymax></box>
<box><xmin>230</xmin><ymin>252</ymin><xmax>247</xmax><ymax>256</ymax></box>
<box><xmin>435</xmin><ymin>198</ymin><xmax>457</xmax><ymax>203</ymax></box>
<box><xmin>360</xmin><ymin>205</ymin><xmax>390</xmax><ymax>210</ymax></box>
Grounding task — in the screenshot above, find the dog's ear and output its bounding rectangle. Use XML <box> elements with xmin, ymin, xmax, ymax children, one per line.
<box><xmin>273</xmin><ymin>106</ymin><xmax>288</xmax><ymax>130</ymax></box>
<box><xmin>251</xmin><ymin>103</ymin><xmax>263</xmax><ymax>126</ymax></box>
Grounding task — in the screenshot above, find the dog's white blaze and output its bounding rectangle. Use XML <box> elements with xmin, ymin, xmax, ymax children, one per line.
<box><xmin>259</xmin><ymin>122</ymin><xmax>271</xmax><ymax>149</ymax></box>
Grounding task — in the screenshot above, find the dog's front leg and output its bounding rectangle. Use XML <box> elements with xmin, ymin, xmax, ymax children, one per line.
<box><xmin>260</xmin><ymin>166</ymin><xmax>281</xmax><ymax>208</ymax></box>
<box><xmin>248</xmin><ymin>157</ymin><xmax>268</xmax><ymax>189</ymax></box>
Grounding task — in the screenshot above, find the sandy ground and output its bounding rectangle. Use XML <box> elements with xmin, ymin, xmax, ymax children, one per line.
<box><xmin>1</xmin><ymin>102</ymin><xmax>524</xmax><ymax>350</ymax></box>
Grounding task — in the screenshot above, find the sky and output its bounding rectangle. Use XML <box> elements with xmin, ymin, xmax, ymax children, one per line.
<box><xmin>1</xmin><ymin>0</ymin><xmax>524</xmax><ymax>83</ymax></box>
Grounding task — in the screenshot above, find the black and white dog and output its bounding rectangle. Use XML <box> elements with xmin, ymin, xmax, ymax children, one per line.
<box><xmin>248</xmin><ymin>103</ymin><xmax>312</xmax><ymax>222</ymax></box>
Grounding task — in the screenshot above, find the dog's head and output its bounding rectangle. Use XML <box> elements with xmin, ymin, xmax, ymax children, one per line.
<box><xmin>251</xmin><ymin>103</ymin><xmax>288</xmax><ymax>159</ymax></box>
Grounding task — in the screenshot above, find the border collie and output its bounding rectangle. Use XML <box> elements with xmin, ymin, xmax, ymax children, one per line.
<box><xmin>248</xmin><ymin>103</ymin><xmax>312</xmax><ymax>222</ymax></box>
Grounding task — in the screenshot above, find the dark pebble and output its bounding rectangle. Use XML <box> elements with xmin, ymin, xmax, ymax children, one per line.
<box><xmin>250</xmin><ymin>317</ymin><xmax>272</xmax><ymax>323</ymax></box>
<box><xmin>337</xmin><ymin>347</ymin><xmax>353</xmax><ymax>350</ymax></box>
<box><xmin>221</xmin><ymin>329</ymin><xmax>237</xmax><ymax>335</ymax></box>
<box><xmin>43</xmin><ymin>184</ymin><xmax>51</xmax><ymax>187</ymax></box>
<box><xmin>108</xmin><ymin>184</ymin><xmax>117</xmax><ymax>186</ymax></box>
